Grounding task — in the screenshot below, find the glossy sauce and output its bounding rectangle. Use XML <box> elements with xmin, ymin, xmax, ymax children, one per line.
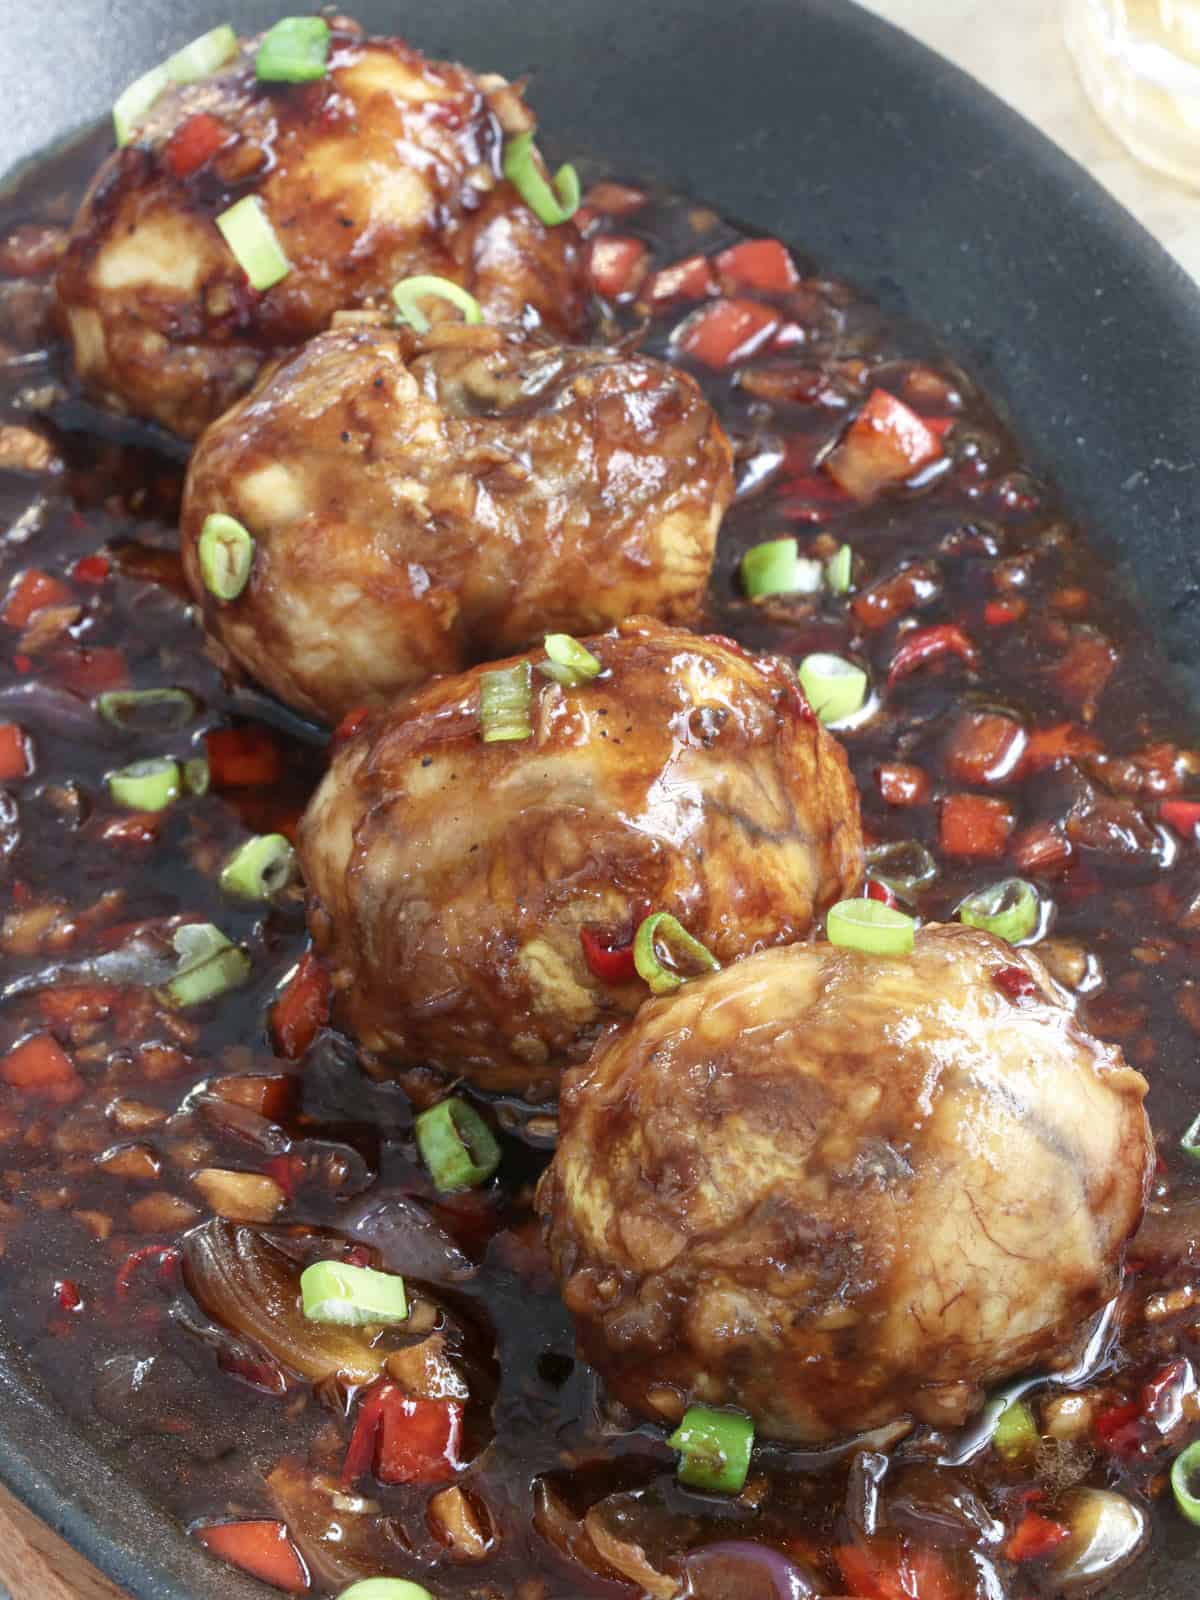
<box><xmin>0</xmin><ymin>126</ymin><xmax>1198</xmax><ymax>1598</ymax></box>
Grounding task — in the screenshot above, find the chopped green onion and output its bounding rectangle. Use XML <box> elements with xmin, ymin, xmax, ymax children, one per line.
<box><xmin>667</xmin><ymin>1404</ymin><xmax>754</xmax><ymax>1495</ymax></box>
<box><xmin>113</xmin><ymin>64</ymin><xmax>171</xmax><ymax>147</ymax></box>
<box><xmin>797</xmin><ymin>653</ymin><xmax>869</xmax><ymax>725</ymax></box>
<box><xmin>864</xmin><ymin>839</ymin><xmax>938</xmax><ymax>894</ymax></box>
<box><xmin>96</xmin><ymin>687</ymin><xmax>197</xmax><ymax>733</ymax></box>
<box><xmin>957</xmin><ymin>877</ymin><xmax>1039</xmax><ymax>944</ymax></box>
<box><xmin>633</xmin><ymin>912</ymin><xmax>721</xmax><ymax>996</ymax></box>
<box><xmin>337</xmin><ymin>1582</ymin><xmax>435</xmax><ymax>1600</ymax></box>
<box><xmin>165</xmin><ymin>24</ymin><xmax>239</xmax><ymax>84</ymax></box>
<box><xmin>993</xmin><ymin>1398</ymin><xmax>1039</xmax><ymax>1462</ymax></box>
<box><xmin>108</xmin><ymin>757</ymin><xmax>180</xmax><ymax>812</ymax></box>
<box><xmin>414</xmin><ymin>1098</ymin><xmax>501</xmax><ymax>1192</ymax></box>
<box><xmin>537</xmin><ymin>633</ymin><xmax>603</xmax><ymax>687</ymax></box>
<box><xmin>826</xmin><ymin>543</ymin><xmax>853</xmax><ymax>595</ymax></box>
<box><xmin>1181</xmin><ymin>1112</ymin><xmax>1200</xmax><ymax>1163</ymax></box>
<box><xmin>502</xmin><ymin>130</ymin><xmax>581</xmax><ymax>226</ymax></box>
<box><xmin>827</xmin><ymin>898</ymin><xmax>915</xmax><ymax>956</ymax></box>
<box><xmin>162</xmin><ymin>923</ymin><xmax>250</xmax><ymax>1008</ymax></box>
<box><xmin>198</xmin><ymin>513</ymin><xmax>255</xmax><ymax>600</ymax></box>
<box><xmin>480</xmin><ymin>660</ymin><xmax>533</xmax><ymax>743</ymax></box>
<box><xmin>741</xmin><ymin>537</ymin><xmax>822</xmax><ymax>600</ymax></box>
<box><xmin>1172</xmin><ymin>1439</ymin><xmax>1200</xmax><ymax>1525</ymax></box>
<box><xmin>215</xmin><ymin>196</ymin><xmax>291</xmax><ymax>291</ymax></box>
<box><xmin>255</xmin><ymin>16</ymin><xmax>331</xmax><ymax>83</ymax></box>
<box><xmin>183</xmin><ymin>757</ymin><xmax>210</xmax><ymax>796</ymax></box>
<box><xmin>300</xmin><ymin>1260</ymin><xmax>408</xmax><ymax>1326</ymax></box>
<box><xmin>219</xmin><ymin>834</ymin><xmax>296</xmax><ymax>901</ymax></box>
<box><xmin>391</xmin><ymin>275</ymin><xmax>483</xmax><ymax>335</ymax></box>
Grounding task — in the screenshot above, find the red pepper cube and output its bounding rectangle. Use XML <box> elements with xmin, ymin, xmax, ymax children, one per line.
<box><xmin>1004</xmin><ymin>1512</ymin><xmax>1072</xmax><ymax>1563</ymax></box>
<box><xmin>715</xmin><ymin>238</ymin><xmax>799</xmax><ymax>292</ymax></box>
<box><xmin>836</xmin><ymin>1540</ymin><xmax>958</xmax><ymax>1600</ymax></box>
<box><xmin>984</xmin><ymin>599</ymin><xmax>1024</xmax><ymax>627</ymax></box>
<box><xmin>36</xmin><ymin>984</ymin><xmax>117</xmax><ymax>1030</ymax></box>
<box><xmin>939</xmin><ymin>793</ymin><xmax>1013</xmax><ymax>859</ymax></box>
<box><xmin>0</xmin><ymin>1033</ymin><xmax>83</xmax><ymax>1104</ymax></box>
<box><xmin>1020</xmin><ymin>722</ymin><xmax>1104</xmax><ymax>775</ymax></box>
<box><xmin>1162</xmin><ymin>799</ymin><xmax>1200</xmax><ymax>837</ymax></box>
<box><xmin>2</xmin><ymin>569</ymin><xmax>72</xmax><ymax>629</ymax></box>
<box><xmin>0</xmin><ymin>723</ymin><xmax>32</xmax><ymax>781</ymax></box>
<box><xmin>271</xmin><ymin>951</ymin><xmax>331</xmax><ymax>1061</ymax></box>
<box><xmin>824</xmin><ymin>388</ymin><xmax>944</xmax><ymax>502</ymax></box>
<box><xmin>674</xmin><ymin>298</ymin><xmax>780</xmax><ymax>368</ymax></box>
<box><xmin>194</xmin><ymin>1520</ymin><xmax>309</xmax><ymax>1593</ymax></box>
<box><xmin>376</xmin><ymin>1391</ymin><xmax>465</xmax><ymax>1484</ymax></box>
<box><xmin>164</xmin><ymin>112</ymin><xmax>228</xmax><ymax>180</ymax></box>
<box><xmin>877</xmin><ymin>762</ymin><xmax>930</xmax><ymax>807</ymax></box>
<box><xmin>587</xmin><ymin>235</ymin><xmax>649</xmax><ymax>301</ymax></box>
<box><xmin>887</xmin><ymin>624</ymin><xmax>977</xmax><ymax>689</ymax></box>
<box><xmin>579</xmin><ymin>925</ymin><xmax>637</xmax><ymax>984</ymax></box>
<box><xmin>647</xmin><ymin>253</ymin><xmax>716</xmax><ymax>305</ymax></box>
<box><xmin>943</xmin><ymin>712</ymin><xmax>1026</xmax><ymax>787</ymax></box>
<box><xmin>211</xmin><ymin>1072</ymin><xmax>296</xmax><ymax>1122</ymax></box>
<box><xmin>70</xmin><ymin>554</ymin><xmax>111</xmax><ymax>585</ymax></box>
<box><xmin>206</xmin><ymin>727</ymin><xmax>284</xmax><ymax>789</ymax></box>
<box><xmin>54</xmin><ymin>646</ymin><xmax>129</xmax><ymax>695</ymax></box>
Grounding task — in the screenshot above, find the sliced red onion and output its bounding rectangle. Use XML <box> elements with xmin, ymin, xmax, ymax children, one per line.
<box><xmin>681</xmin><ymin>1541</ymin><xmax>821</xmax><ymax>1600</ymax></box>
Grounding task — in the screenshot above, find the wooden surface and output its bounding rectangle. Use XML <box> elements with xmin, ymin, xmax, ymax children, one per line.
<box><xmin>1</xmin><ymin>4</ymin><xmax>1194</xmax><ymax>1597</ymax></box>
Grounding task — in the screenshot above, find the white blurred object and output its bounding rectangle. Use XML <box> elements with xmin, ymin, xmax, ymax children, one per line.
<box><xmin>1064</xmin><ymin>0</ymin><xmax>1200</xmax><ymax>187</ymax></box>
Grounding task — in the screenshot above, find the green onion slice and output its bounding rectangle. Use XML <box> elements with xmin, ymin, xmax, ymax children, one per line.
<box><xmin>113</xmin><ymin>65</ymin><xmax>171</xmax><ymax>146</ymax></box>
<box><xmin>108</xmin><ymin>757</ymin><xmax>181</xmax><ymax>812</ymax></box>
<box><xmin>797</xmin><ymin>653</ymin><xmax>869</xmax><ymax>725</ymax></box>
<box><xmin>336</xmin><ymin>1582</ymin><xmax>435</xmax><ymax>1600</ymax></box>
<box><xmin>826</xmin><ymin>543</ymin><xmax>853</xmax><ymax>595</ymax></box>
<box><xmin>1181</xmin><ymin>1112</ymin><xmax>1200</xmax><ymax>1163</ymax></box>
<box><xmin>255</xmin><ymin>16</ymin><xmax>331</xmax><ymax>83</ymax></box>
<box><xmin>537</xmin><ymin>633</ymin><xmax>603</xmax><ymax>687</ymax></box>
<box><xmin>864</xmin><ymin>839</ymin><xmax>938</xmax><ymax>895</ymax></box>
<box><xmin>992</xmin><ymin>1398</ymin><xmax>1039</xmax><ymax>1462</ymax></box>
<box><xmin>165</xmin><ymin>24</ymin><xmax>239</xmax><ymax>84</ymax></box>
<box><xmin>96</xmin><ymin>687</ymin><xmax>197</xmax><ymax>733</ymax></box>
<box><xmin>827</xmin><ymin>898</ymin><xmax>915</xmax><ymax>956</ymax></box>
<box><xmin>300</xmin><ymin>1260</ymin><xmax>408</xmax><ymax>1326</ymax></box>
<box><xmin>633</xmin><ymin>912</ymin><xmax>721</xmax><ymax>996</ymax></box>
<box><xmin>414</xmin><ymin>1098</ymin><xmax>502</xmax><ymax>1192</ymax></box>
<box><xmin>162</xmin><ymin>923</ymin><xmax>250</xmax><ymax>1008</ymax></box>
<box><xmin>183</xmin><ymin>757</ymin><xmax>210</xmax><ymax>796</ymax></box>
<box><xmin>391</xmin><ymin>275</ymin><xmax>483</xmax><ymax>335</ymax></box>
<box><xmin>1172</xmin><ymin>1439</ymin><xmax>1200</xmax><ymax>1525</ymax></box>
<box><xmin>215</xmin><ymin>196</ymin><xmax>291</xmax><ymax>291</ymax></box>
<box><xmin>957</xmin><ymin>877</ymin><xmax>1039</xmax><ymax>944</ymax></box>
<box><xmin>480</xmin><ymin>660</ymin><xmax>533</xmax><ymax>744</ymax></box>
<box><xmin>219</xmin><ymin>833</ymin><xmax>296</xmax><ymax>901</ymax></box>
<box><xmin>198</xmin><ymin>513</ymin><xmax>255</xmax><ymax>601</ymax></box>
<box><xmin>502</xmin><ymin>130</ymin><xmax>581</xmax><ymax>226</ymax></box>
<box><xmin>667</xmin><ymin>1404</ymin><xmax>755</xmax><ymax>1495</ymax></box>
<box><xmin>741</xmin><ymin>537</ymin><xmax>822</xmax><ymax>600</ymax></box>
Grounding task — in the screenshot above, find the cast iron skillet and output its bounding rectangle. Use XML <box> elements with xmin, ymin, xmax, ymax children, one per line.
<box><xmin>1</xmin><ymin>2</ymin><xmax>1198</xmax><ymax>1596</ymax></box>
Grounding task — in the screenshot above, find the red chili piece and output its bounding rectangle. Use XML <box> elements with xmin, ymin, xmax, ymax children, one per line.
<box><xmin>984</xmin><ymin>600</ymin><xmax>1022</xmax><ymax>626</ymax></box>
<box><xmin>675</xmin><ymin>298</ymin><xmax>780</xmax><ymax>368</ymax></box>
<box><xmin>1161</xmin><ymin>799</ymin><xmax>1200</xmax><ymax>837</ymax></box>
<box><xmin>715</xmin><ymin>238</ymin><xmax>798</xmax><ymax>292</ymax></box>
<box><xmin>2</xmin><ymin>569</ymin><xmax>71</xmax><ymax>629</ymax></box>
<box><xmin>647</xmin><ymin>253</ymin><xmax>715</xmax><ymax>304</ymax></box>
<box><xmin>341</xmin><ymin>1381</ymin><xmax>465</xmax><ymax>1488</ymax></box>
<box><xmin>271</xmin><ymin>952</ymin><xmax>331</xmax><ymax>1061</ymax></box>
<box><xmin>194</xmin><ymin>1520</ymin><xmax>309</xmax><ymax>1593</ymax></box>
<box><xmin>115</xmin><ymin>1243</ymin><xmax>181</xmax><ymax>1298</ymax></box>
<box><xmin>824</xmin><ymin>388</ymin><xmax>944</xmax><ymax>502</ymax></box>
<box><xmin>71</xmin><ymin>554</ymin><xmax>110</xmax><ymax>585</ymax></box>
<box><xmin>993</xmin><ymin>965</ymin><xmax>1039</xmax><ymax>1002</ymax></box>
<box><xmin>1004</xmin><ymin>1512</ymin><xmax>1071</xmax><ymax>1563</ymax></box>
<box><xmin>865</xmin><ymin>879</ymin><xmax>898</xmax><ymax>908</ymax></box>
<box><xmin>54</xmin><ymin>1279</ymin><xmax>83</xmax><ymax>1312</ymax></box>
<box><xmin>588</xmin><ymin>235</ymin><xmax>649</xmax><ymax>300</ymax></box>
<box><xmin>579</xmin><ymin>925</ymin><xmax>638</xmax><ymax>984</ymax></box>
<box><xmin>206</xmin><ymin>727</ymin><xmax>284</xmax><ymax>789</ymax></box>
<box><xmin>877</xmin><ymin>762</ymin><xmax>930</xmax><ymax>807</ymax></box>
<box><xmin>0</xmin><ymin>1034</ymin><xmax>82</xmax><ymax>1103</ymax></box>
<box><xmin>0</xmin><ymin>723</ymin><xmax>32</xmax><ymax>782</ymax></box>
<box><xmin>1093</xmin><ymin>1398</ymin><xmax>1142</xmax><ymax>1457</ymax></box>
<box><xmin>330</xmin><ymin>706</ymin><xmax>369</xmax><ymax>748</ymax></box>
<box><xmin>888</xmin><ymin>624</ymin><xmax>978</xmax><ymax>689</ymax></box>
<box><xmin>164</xmin><ymin>113</ymin><xmax>228</xmax><ymax>179</ymax></box>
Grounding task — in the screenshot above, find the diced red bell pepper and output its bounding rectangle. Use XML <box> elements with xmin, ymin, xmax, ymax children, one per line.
<box><xmin>0</xmin><ymin>723</ymin><xmax>31</xmax><ymax>781</ymax></box>
<box><xmin>54</xmin><ymin>1279</ymin><xmax>83</xmax><ymax>1312</ymax></box>
<box><xmin>1161</xmin><ymin>800</ymin><xmax>1200</xmax><ymax>837</ymax></box>
<box><xmin>715</xmin><ymin>238</ymin><xmax>798</xmax><ymax>292</ymax></box>
<box><xmin>824</xmin><ymin>389</ymin><xmax>943</xmax><ymax>502</ymax></box>
<box><xmin>37</xmin><ymin>984</ymin><xmax>117</xmax><ymax>1028</ymax></box>
<box><xmin>271</xmin><ymin>951</ymin><xmax>331</xmax><ymax>1061</ymax></box>
<box><xmin>194</xmin><ymin>1520</ymin><xmax>309</xmax><ymax>1593</ymax></box>
<box><xmin>579</xmin><ymin>925</ymin><xmax>637</xmax><ymax>984</ymax></box>
<box><xmin>342</xmin><ymin>1381</ymin><xmax>465</xmax><ymax>1488</ymax></box>
<box><xmin>206</xmin><ymin>727</ymin><xmax>284</xmax><ymax>789</ymax></box>
<box><xmin>675</xmin><ymin>298</ymin><xmax>780</xmax><ymax>368</ymax></box>
<box><xmin>581</xmin><ymin>180</ymin><xmax>647</xmax><ymax>216</ymax></box>
<box><xmin>330</xmin><ymin>705</ymin><xmax>369</xmax><ymax>748</ymax></box>
<box><xmin>0</xmin><ymin>1033</ymin><xmax>82</xmax><ymax>1103</ymax></box>
<box><xmin>984</xmin><ymin>599</ymin><xmax>1024</xmax><ymax>627</ymax></box>
<box><xmin>940</xmin><ymin>793</ymin><xmax>1013</xmax><ymax>859</ymax></box>
<box><xmin>588</xmin><ymin>235</ymin><xmax>649</xmax><ymax>300</ymax></box>
<box><xmin>865</xmin><ymin>879</ymin><xmax>898</xmax><ymax>908</ymax></box>
<box><xmin>54</xmin><ymin>646</ymin><xmax>129</xmax><ymax>695</ymax></box>
<box><xmin>1004</xmin><ymin>1512</ymin><xmax>1071</xmax><ymax>1563</ymax></box>
<box><xmin>888</xmin><ymin>624</ymin><xmax>978</xmax><ymax>690</ymax></box>
<box><xmin>70</xmin><ymin>554</ymin><xmax>110</xmax><ymax>585</ymax></box>
<box><xmin>944</xmin><ymin>711</ymin><xmax>1026</xmax><ymax>787</ymax></box>
<box><xmin>994</xmin><ymin>964</ymin><xmax>1039</xmax><ymax>1002</ymax></box>
<box><xmin>2</xmin><ymin>569</ymin><xmax>71</xmax><ymax>629</ymax></box>
<box><xmin>836</xmin><ymin>1540</ymin><xmax>959</xmax><ymax>1600</ymax></box>
<box><xmin>1094</xmin><ymin>1398</ymin><xmax>1142</xmax><ymax>1456</ymax></box>
<box><xmin>877</xmin><ymin>762</ymin><xmax>930</xmax><ymax>807</ymax></box>
<box><xmin>1020</xmin><ymin>722</ymin><xmax>1103</xmax><ymax>774</ymax></box>
<box><xmin>164</xmin><ymin>112</ymin><xmax>228</xmax><ymax>180</ymax></box>
<box><xmin>851</xmin><ymin>563</ymin><xmax>940</xmax><ymax>630</ymax></box>
<box><xmin>212</xmin><ymin>1072</ymin><xmax>296</xmax><ymax>1121</ymax></box>
<box><xmin>647</xmin><ymin>253</ymin><xmax>716</xmax><ymax>304</ymax></box>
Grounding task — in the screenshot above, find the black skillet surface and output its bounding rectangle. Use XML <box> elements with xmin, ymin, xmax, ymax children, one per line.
<box><xmin>0</xmin><ymin>2</ymin><xmax>1198</xmax><ymax>1597</ymax></box>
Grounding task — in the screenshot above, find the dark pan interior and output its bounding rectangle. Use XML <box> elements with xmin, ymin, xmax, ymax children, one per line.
<box><xmin>1</xmin><ymin>2</ymin><xmax>1199</xmax><ymax>1596</ymax></box>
